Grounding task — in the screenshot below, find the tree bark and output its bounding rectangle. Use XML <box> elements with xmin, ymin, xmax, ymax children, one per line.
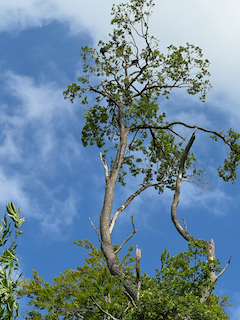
<box><xmin>99</xmin><ymin>101</ymin><xmax>139</xmax><ymax>301</ymax></box>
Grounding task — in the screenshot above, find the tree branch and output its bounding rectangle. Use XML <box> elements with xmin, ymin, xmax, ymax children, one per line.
<box><xmin>171</xmin><ymin>129</ymin><xmax>198</xmax><ymax>242</ymax></box>
<box><xmin>89</xmin><ymin>217</ymin><xmax>101</xmax><ymax>243</ymax></box>
<box><xmin>115</xmin><ymin>215</ymin><xmax>137</xmax><ymax>254</ymax></box>
<box><xmin>122</xmin><ymin>290</ymin><xmax>137</xmax><ymax>308</ymax></box>
<box><xmin>109</xmin><ymin>179</ymin><xmax>167</xmax><ymax>234</ymax></box>
<box><xmin>100</xmin><ymin>152</ymin><xmax>109</xmax><ymax>180</ymax></box>
<box><xmin>182</xmin><ymin>219</ymin><xmax>187</xmax><ymax>231</ymax></box>
<box><xmin>90</xmin><ymin>296</ymin><xmax>120</xmax><ymax>320</ymax></box>
<box><xmin>130</xmin><ymin>122</ymin><xmax>240</xmax><ymax>154</ymax></box>
<box><xmin>216</xmin><ymin>255</ymin><xmax>232</xmax><ymax>280</ymax></box>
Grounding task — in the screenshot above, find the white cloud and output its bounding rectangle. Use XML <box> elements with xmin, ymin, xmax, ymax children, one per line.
<box><xmin>178</xmin><ymin>183</ymin><xmax>232</xmax><ymax>216</ymax></box>
<box><xmin>4</xmin><ymin>71</ymin><xmax>63</xmax><ymax>122</ymax></box>
<box><xmin>0</xmin><ymin>70</ymin><xmax>83</xmax><ymax>236</ymax></box>
<box><xmin>0</xmin><ymin>0</ymin><xmax>120</xmax><ymax>38</ymax></box>
<box><xmin>1</xmin><ymin>71</ymin><xmax>83</xmax><ymax>161</ymax></box>
<box><xmin>0</xmin><ymin>129</ymin><xmax>21</xmax><ymax>163</ymax></box>
<box><xmin>0</xmin><ymin>0</ymin><xmax>56</xmax><ymax>32</ymax></box>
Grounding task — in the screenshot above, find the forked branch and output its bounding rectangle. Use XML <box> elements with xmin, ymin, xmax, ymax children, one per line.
<box><xmin>115</xmin><ymin>215</ymin><xmax>137</xmax><ymax>254</ymax></box>
<box><xmin>110</xmin><ymin>178</ymin><xmax>167</xmax><ymax>234</ymax></box>
<box><xmin>90</xmin><ymin>296</ymin><xmax>119</xmax><ymax>320</ymax></box>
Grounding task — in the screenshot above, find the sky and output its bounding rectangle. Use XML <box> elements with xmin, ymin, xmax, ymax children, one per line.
<box><xmin>0</xmin><ymin>0</ymin><xmax>240</xmax><ymax>318</ymax></box>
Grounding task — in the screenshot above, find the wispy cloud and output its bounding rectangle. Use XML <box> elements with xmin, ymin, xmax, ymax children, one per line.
<box><xmin>37</xmin><ymin>188</ymin><xmax>79</xmax><ymax>238</ymax></box>
<box><xmin>0</xmin><ymin>70</ymin><xmax>82</xmax><ymax>237</ymax></box>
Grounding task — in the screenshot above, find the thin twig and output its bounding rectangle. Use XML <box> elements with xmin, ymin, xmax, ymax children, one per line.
<box><xmin>115</xmin><ymin>215</ymin><xmax>137</xmax><ymax>254</ymax></box>
<box><xmin>100</xmin><ymin>152</ymin><xmax>109</xmax><ymax>180</ymax></box>
<box><xmin>183</xmin><ymin>219</ymin><xmax>187</xmax><ymax>231</ymax></box>
<box><xmin>90</xmin><ymin>296</ymin><xmax>120</xmax><ymax>320</ymax></box>
<box><xmin>122</xmin><ymin>290</ymin><xmax>137</xmax><ymax>308</ymax></box>
<box><xmin>122</xmin><ymin>302</ymin><xmax>131</xmax><ymax>315</ymax></box>
<box><xmin>89</xmin><ymin>217</ymin><xmax>101</xmax><ymax>243</ymax></box>
<box><xmin>216</xmin><ymin>255</ymin><xmax>232</xmax><ymax>280</ymax></box>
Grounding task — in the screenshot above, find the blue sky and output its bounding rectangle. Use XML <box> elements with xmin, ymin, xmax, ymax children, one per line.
<box><xmin>1</xmin><ymin>0</ymin><xmax>240</xmax><ymax>318</ymax></box>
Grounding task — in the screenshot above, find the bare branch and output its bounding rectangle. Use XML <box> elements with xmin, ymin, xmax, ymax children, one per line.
<box><xmin>100</xmin><ymin>152</ymin><xmax>109</xmax><ymax>180</ymax></box>
<box><xmin>90</xmin><ymin>296</ymin><xmax>120</xmax><ymax>320</ymax></box>
<box><xmin>216</xmin><ymin>255</ymin><xmax>232</xmax><ymax>280</ymax></box>
<box><xmin>110</xmin><ymin>204</ymin><xmax>126</xmax><ymax>235</ymax></box>
<box><xmin>182</xmin><ymin>219</ymin><xmax>187</xmax><ymax>231</ymax></box>
<box><xmin>169</xmin><ymin>128</ymin><xmax>185</xmax><ymax>140</ymax></box>
<box><xmin>122</xmin><ymin>302</ymin><xmax>132</xmax><ymax>315</ymax></box>
<box><xmin>89</xmin><ymin>217</ymin><xmax>101</xmax><ymax>243</ymax></box>
<box><xmin>109</xmin><ymin>179</ymin><xmax>167</xmax><ymax>234</ymax></box>
<box><xmin>122</xmin><ymin>290</ymin><xmax>138</xmax><ymax>308</ymax></box>
<box><xmin>115</xmin><ymin>215</ymin><xmax>137</xmax><ymax>254</ymax></box>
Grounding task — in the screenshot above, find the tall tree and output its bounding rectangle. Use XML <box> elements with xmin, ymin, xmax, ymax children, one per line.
<box><xmin>65</xmin><ymin>0</ymin><xmax>240</xmax><ymax>317</ymax></box>
<box><xmin>0</xmin><ymin>202</ymin><xmax>25</xmax><ymax>319</ymax></box>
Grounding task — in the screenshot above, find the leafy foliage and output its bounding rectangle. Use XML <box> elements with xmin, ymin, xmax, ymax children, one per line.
<box><xmin>126</xmin><ymin>241</ymin><xmax>231</xmax><ymax>320</ymax></box>
<box><xmin>18</xmin><ymin>240</ymin><xmax>231</xmax><ymax>319</ymax></box>
<box><xmin>210</xmin><ymin>128</ymin><xmax>240</xmax><ymax>182</ymax></box>
<box><xmin>62</xmin><ymin>0</ymin><xmax>219</xmax><ymax>190</ymax></box>
<box><xmin>17</xmin><ymin>240</ymin><xmax>133</xmax><ymax>319</ymax></box>
<box><xmin>63</xmin><ymin>0</ymin><xmax>240</xmax><ymax>188</ymax></box>
<box><xmin>0</xmin><ymin>202</ymin><xmax>25</xmax><ymax>319</ymax></box>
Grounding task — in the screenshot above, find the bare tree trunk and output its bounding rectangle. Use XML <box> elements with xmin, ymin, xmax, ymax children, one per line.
<box><xmin>99</xmin><ymin>101</ymin><xmax>139</xmax><ymax>301</ymax></box>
